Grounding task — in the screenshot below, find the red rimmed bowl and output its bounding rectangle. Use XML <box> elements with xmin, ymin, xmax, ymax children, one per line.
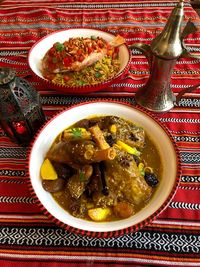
<box><xmin>28</xmin><ymin>28</ymin><xmax>131</xmax><ymax>94</ymax></box>
<box><xmin>28</xmin><ymin>101</ymin><xmax>181</xmax><ymax>237</ymax></box>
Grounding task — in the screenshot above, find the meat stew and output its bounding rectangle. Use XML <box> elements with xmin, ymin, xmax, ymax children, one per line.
<box><xmin>40</xmin><ymin>116</ymin><xmax>162</xmax><ymax>222</ymax></box>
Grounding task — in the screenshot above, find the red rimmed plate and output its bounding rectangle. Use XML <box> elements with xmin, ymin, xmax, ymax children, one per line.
<box><xmin>28</xmin><ymin>101</ymin><xmax>181</xmax><ymax>237</ymax></box>
<box><xmin>28</xmin><ymin>28</ymin><xmax>131</xmax><ymax>94</ymax></box>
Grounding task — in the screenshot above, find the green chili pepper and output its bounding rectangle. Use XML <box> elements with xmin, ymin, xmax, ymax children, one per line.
<box><xmin>138</xmin><ymin>163</ymin><xmax>145</xmax><ymax>176</ymax></box>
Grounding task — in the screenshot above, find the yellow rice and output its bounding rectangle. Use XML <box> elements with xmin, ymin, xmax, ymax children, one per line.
<box><xmin>52</xmin><ymin>56</ymin><xmax>120</xmax><ymax>87</ymax></box>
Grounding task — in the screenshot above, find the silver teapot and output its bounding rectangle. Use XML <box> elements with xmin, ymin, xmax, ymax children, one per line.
<box><xmin>130</xmin><ymin>0</ymin><xmax>200</xmax><ymax>112</ymax></box>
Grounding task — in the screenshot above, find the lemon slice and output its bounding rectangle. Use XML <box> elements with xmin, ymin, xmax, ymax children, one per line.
<box><xmin>40</xmin><ymin>158</ymin><xmax>58</xmax><ymax>180</ymax></box>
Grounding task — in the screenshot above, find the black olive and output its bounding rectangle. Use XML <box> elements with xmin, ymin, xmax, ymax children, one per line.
<box><xmin>105</xmin><ymin>134</ymin><xmax>115</xmax><ymax>146</ymax></box>
<box><xmin>99</xmin><ymin>161</ymin><xmax>109</xmax><ymax>196</ymax></box>
<box><xmin>52</xmin><ymin>161</ymin><xmax>73</xmax><ymax>180</ymax></box>
<box><xmin>129</xmin><ymin>132</ymin><xmax>139</xmax><ymax>141</ymax></box>
<box><xmin>144</xmin><ymin>173</ymin><xmax>159</xmax><ymax>187</ymax></box>
<box><xmin>132</xmin><ymin>154</ymin><xmax>140</xmax><ymax>165</ymax></box>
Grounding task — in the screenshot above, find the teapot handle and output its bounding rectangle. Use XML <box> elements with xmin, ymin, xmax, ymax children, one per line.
<box><xmin>181</xmin><ymin>48</ymin><xmax>200</xmax><ymax>59</ymax></box>
<box><xmin>176</xmin><ymin>19</ymin><xmax>200</xmax><ymax>104</ymax></box>
<box><xmin>181</xmin><ymin>20</ymin><xmax>200</xmax><ymax>59</ymax></box>
<box><xmin>129</xmin><ymin>43</ymin><xmax>152</xmax><ymax>68</ymax></box>
<box><xmin>175</xmin><ymin>83</ymin><xmax>200</xmax><ymax>105</ymax></box>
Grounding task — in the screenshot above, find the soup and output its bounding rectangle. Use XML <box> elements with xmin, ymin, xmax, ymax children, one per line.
<box><xmin>40</xmin><ymin>116</ymin><xmax>162</xmax><ymax>222</ymax></box>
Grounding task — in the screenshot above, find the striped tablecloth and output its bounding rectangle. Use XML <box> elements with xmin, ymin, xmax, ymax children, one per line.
<box><xmin>0</xmin><ymin>0</ymin><xmax>200</xmax><ymax>266</ymax></box>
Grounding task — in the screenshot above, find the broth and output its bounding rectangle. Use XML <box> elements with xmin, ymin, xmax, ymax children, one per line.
<box><xmin>40</xmin><ymin>115</ymin><xmax>162</xmax><ymax>222</ymax></box>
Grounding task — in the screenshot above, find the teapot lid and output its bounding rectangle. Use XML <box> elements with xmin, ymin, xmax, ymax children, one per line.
<box><xmin>0</xmin><ymin>68</ymin><xmax>16</xmax><ymax>85</ymax></box>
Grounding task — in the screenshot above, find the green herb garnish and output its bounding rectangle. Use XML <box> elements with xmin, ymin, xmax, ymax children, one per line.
<box><xmin>95</xmin><ymin>72</ymin><xmax>103</xmax><ymax>78</ymax></box>
<box><xmin>79</xmin><ymin>171</ymin><xmax>85</xmax><ymax>182</ymax></box>
<box><xmin>56</xmin><ymin>42</ymin><xmax>65</xmax><ymax>51</ymax></box>
<box><xmin>77</xmin><ymin>80</ymin><xmax>86</xmax><ymax>86</ymax></box>
<box><xmin>71</xmin><ymin>128</ymin><xmax>82</xmax><ymax>138</ymax></box>
<box><xmin>52</xmin><ymin>57</ymin><xmax>57</xmax><ymax>63</ymax></box>
<box><xmin>91</xmin><ymin>35</ymin><xmax>97</xmax><ymax>40</ymax></box>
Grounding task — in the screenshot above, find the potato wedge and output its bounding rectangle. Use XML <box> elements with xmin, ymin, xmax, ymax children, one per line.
<box><xmin>88</xmin><ymin>207</ymin><xmax>111</xmax><ymax>222</ymax></box>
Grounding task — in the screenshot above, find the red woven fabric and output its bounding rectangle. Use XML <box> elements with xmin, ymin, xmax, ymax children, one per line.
<box><xmin>0</xmin><ymin>1</ymin><xmax>200</xmax><ymax>266</ymax></box>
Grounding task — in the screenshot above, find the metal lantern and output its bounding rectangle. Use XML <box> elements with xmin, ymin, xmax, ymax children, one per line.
<box><xmin>0</xmin><ymin>67</ymin><xmax>46</xmax><ymax>145</ymax></box>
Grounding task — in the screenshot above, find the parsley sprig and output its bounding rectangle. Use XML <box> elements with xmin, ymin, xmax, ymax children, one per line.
<box><xmin>56</xmin><ymin>42</ymin><xmax>65</xmax><ymax>52</ymax></box>
<box><xmin>71</xmin><ymin>128</ymin><xmax>82</xmax><ymax>138</ymax></box>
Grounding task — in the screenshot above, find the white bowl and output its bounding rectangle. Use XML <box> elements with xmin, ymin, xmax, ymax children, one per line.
<box><xmin>28</xmin><ymin>101</ymin><xmax>181</xmax><ymax>237</ymax></box>
<box><xmin>28</xmin><ymin>28</ymin><xmax>131</xmax><ymax>94</ymax></box>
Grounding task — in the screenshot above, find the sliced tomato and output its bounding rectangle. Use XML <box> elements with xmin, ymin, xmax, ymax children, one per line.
<box><xmin>78</xmin><ymin>55</ymin><xmax>85</xmax><ymax>62</ymax></box>
<box><xmin>49</xmin><ymin>47</ymin><xmax>56</xmax><ymax>56</ymax></box>
<box><xmin>63</xmin><ymin>75</ymin><xmax>71</xmax><ymax>82</ymax></box>
<box><xmin>44</xmin><ymin>72</ymin><xmax>55</xmax><ymax>80</ymax></box>
<box><xmin>87</xmin><ymin>46</ymin><xmax>93</xmax><ymax>54</ymax></box>
<box><xmin>92</xmin><ymin>43</ymin><xmax>97</xmax><ymax>50</ymax></box>
<box><xmin>106</xmin><ymin>43</ymin><xmax>111</xmax><ymax>50</ymax></box>
<box><xmin>48</xmin><ymin>60</ymin><xmax>56</xmax><ymax>71</ymax></box>
<box><xmin>77</xmin><ymin>49</ymin><xmax>83</xmax><ymax>55</ymax></box>
<box><xmin>63</xmin><ymin>56</ymin><xmax>73</xmax><ymax>66</ymax></box>
<box><xmin>97</xmin><ymin>39</ymin><xmax>105</xmax><ymax>49</ymax></box>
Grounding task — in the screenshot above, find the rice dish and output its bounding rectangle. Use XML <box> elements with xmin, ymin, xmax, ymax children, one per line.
<box><xmin>41</xmin><ymin>36</ymin><xmax>123</xmax><ymax>87</ymax></box>
<box><xmin>52</xmin><ymin>56</ymin><xmax>120</xmax><ymax>87</ymax></box>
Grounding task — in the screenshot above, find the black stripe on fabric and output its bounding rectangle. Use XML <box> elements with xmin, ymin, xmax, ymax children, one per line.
<box><xmin>180</xmin><ymin>152</ymin><xmax>200</xmax><ymax>164</ymax></box>
<box><xmin>0</xmin><ymin>170</ymin><xmax>26</xmax><ymax>177</ymax></box>
<box><xmin>0</xmin><ymin>225</ymin><xmax>199</xmax><ymax>254</ymax></box>
<box><xmin>0</xmin><ymin>148</ymin><xmax>27</xmax><ymax>159</ymax></box>
<box><xmin>56</xmin><ymin>2</ymin><xmax>186</xmax><ymax>9</ymax></box>
<box><xmin>181</xmin><ymin>176</ymin><xmax>200</xmax><ymax>183</ymax></box>
<box><xmin>40</xmin><ymin>95</ymin><xmax>200</xmax><ymax>109</ymax></box>
<box><xmin>40</xmin><ymin>96</ymin><xmax>136</xmax><ymax>106</ymax></box>
<box><xmin>173</xmin><ymin>136</ymin><xmax>200</xmax><ymax>143</ymax></box>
